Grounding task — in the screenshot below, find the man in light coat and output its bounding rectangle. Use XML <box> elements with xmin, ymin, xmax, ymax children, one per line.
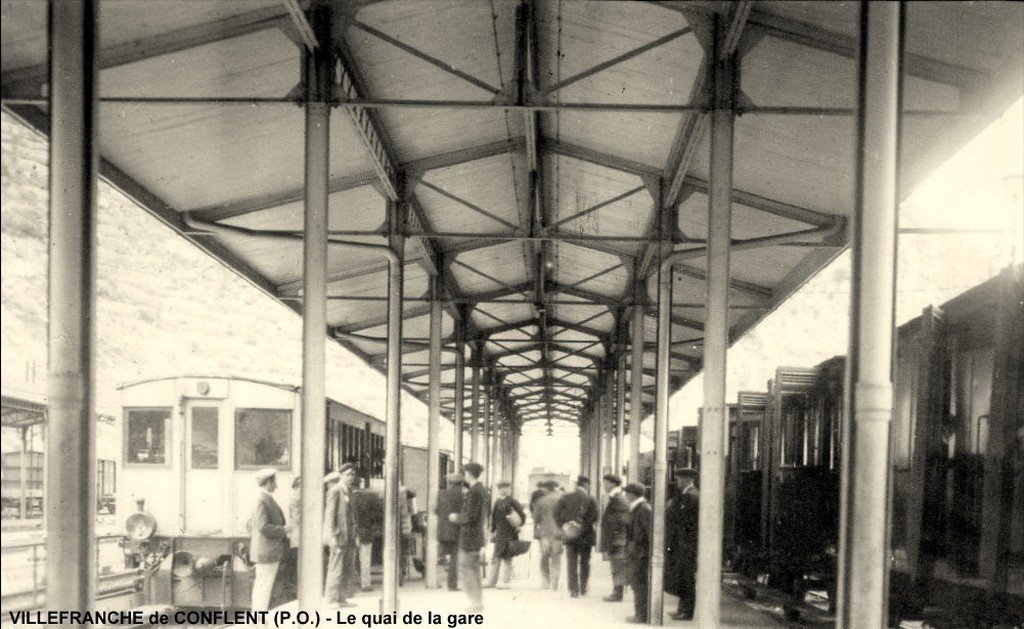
<box><xmin>323</xmin><ymin>463</ymin><xmax>357</xmax><ymax>606</ymax></box>
<box><xmin>249</xmin><ymin>469</ymin><xmax>288</xmax><ymax>613</ymax></box>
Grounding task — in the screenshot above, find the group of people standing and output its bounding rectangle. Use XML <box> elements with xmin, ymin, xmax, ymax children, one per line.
<box><xmin>247</xmin><ymin>462</ymin><xmax>395</xmax><ymax>613</ymax></box>
<box><xmin>249</xmin><ymin>461</ymin><xmax>701</xmax><ymax>623</ymax></box>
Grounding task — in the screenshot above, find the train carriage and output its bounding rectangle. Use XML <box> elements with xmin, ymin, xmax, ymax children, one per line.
<box><xmin>116</xmin><ymin>376</ymin><xmax>408</xmax><ymax>610</ymax></box>
<box><xmin>718</xmin><ymin>265</ymin><xmax>1024</xmax><ymax>624</ymax></box>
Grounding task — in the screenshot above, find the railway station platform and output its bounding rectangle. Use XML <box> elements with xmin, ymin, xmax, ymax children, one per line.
<box><xmin>277</xmin><ymin>557</ymin><xmax>820</xmax><ymax>629</ymax></box>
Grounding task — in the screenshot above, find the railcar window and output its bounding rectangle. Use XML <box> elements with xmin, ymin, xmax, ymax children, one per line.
<box><xmin>190</xmin><ymin>407</ymin><xmax>219</xmax><ymax>469</ymax></box>
<box><xmin>780</xmin><ymin>396</ymin><xmax>807</xmax><ymax>467</ymax></box>
<box><xmin>892</xmin><ymin>345</ymin><xmax>918</xmax><ymax>469</ymax></box>
<box><xmin>125</xmin><ymin>408</ymin><xmax>170</xmax><ymax>464</ymax></box>
<box><xmin>235</xmin><ymin>408</ymin><xmax>291</xmax><ymax>469</ymax></box>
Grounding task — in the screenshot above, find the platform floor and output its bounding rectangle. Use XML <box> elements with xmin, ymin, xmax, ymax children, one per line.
<box><xmin>303</xmin><ymin>552</ymin><xmax>819</xmax><ymax>628</ymax></box>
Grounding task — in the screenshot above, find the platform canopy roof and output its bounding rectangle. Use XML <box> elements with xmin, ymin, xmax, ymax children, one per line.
<box><xmin>2</xmin><ymin>0</ymin><xmax>1022</xmax><ymax>434</ymax></box>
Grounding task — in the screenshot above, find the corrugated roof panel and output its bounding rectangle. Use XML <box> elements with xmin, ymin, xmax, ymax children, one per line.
<box><xmin>538</xmin><ymin>0</ymin><xmax>700</xmax><ymax>105</ymax></box>
<box><xmin>225</xmin><ymin>185</ymin><xmax>386</xmax><ymax>233</ymax></box>
<box><xmin>101</xmin><ymin>29</ymin><xmax>298</xmax><ymax>98</ymax></box>
<box><xmin>548</xmin><ymin>110</ymin><xmax>678</xmax><ymax>173</ymax></box>
<box><xmin>548</xmin><ymin>154</ymin><xmax>653</xmax><ymax>238</ymax></box>
<box><xmin>728</xmin><ymin>114</ymin><xmax>856</xmax><ymax>217</ymax></box>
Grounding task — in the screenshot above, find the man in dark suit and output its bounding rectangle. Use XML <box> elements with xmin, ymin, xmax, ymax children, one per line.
<box><xmin>486</xmin><ymin>480</ymin><xmax>526</xmax><ymax>589</ymax></box>
<box><xmin>249</xmin><ymin>468</ymin><xmax>288</xmax><ymax>613</ymax></box>
<box><xmin>555</xmin><ymin>475</ymin><xmax>599</xmax><ymax>597</ymax></box>
<box><xmin>623</xmin><ymin>482</ymin><xmax>652</xmax><ymax>624</ymax></box>
<box><xmin>665</xmin><ymin>468</ymin><xmax>699</xmax><ymax>620</ymax></box>
<box><xmin>435</xmin><ymin>472</ymin><xmax>465</xmax><ymax>590</ymax></box>
<box><xmin>600</xmin><ymin>474</ymin><xmax>631</xmax><ymax>602</ymax></box>
<box><xmin>323</xmin><ymin>463</ymin><xmax>357</xmax><ymax>606</ymax></box>
<box><xmin>449</xmin><ymin>462</ymin><xmax>487</xmax><ymax>612</ymax></box>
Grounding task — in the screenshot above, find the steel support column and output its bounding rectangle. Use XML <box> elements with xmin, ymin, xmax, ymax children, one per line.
<box><xmin>470</xmin><ymin>341</ymin><xmax>482</xmax><ymax>461</ymax></box>
<box><xmin>453</xmin><ymin>327</ymin><xmax>465</xmax><ymax>470</ymax></box>
<box><xmin>650</xmin><ymin>248</ymin><xmax>674</xmax><ymax>624</ymax></box>
<box><xmin>837</xmin><ymin>3</ymin><xmax>903</xmax><ymax>627</ymax></box>
<box><xmin>616</xmin><ymin>354</ymin><xmax>627</xmax><ymax>476</ymax></box>
<box><xmin>297</xmin><ymin>3</ymin><xmax>332</xmax><ymax>607</ymax></box>
<box><xmin>425</xmin><ymin>276</ymin><xmax>443</xmax><ymax>589</ymax></box>
<box><xmin>604</xmin><ymin>371</ymin><xmax>615</xmax><ymax>476</ymax></box>
<box><xmin>46</xmin><ymin>1</ymin><xmax>98</xmax><ymax>612</ymax></box>
<box><xmin>382</xmin><ymin>196</ymin><xmax>406</xmax><ymax>612</ymax></box>
<box><xmin>630</xmin><ymin>295</ymin><xmax>645</xmax><ymax>483</ymax></box>
<box><xmin>694</xmin><ymin>18</ymin><xmax>737</xmax><ymax>626</ymax></box>
<box><xmin>483</xmin><ymin>382</ymin><xmax>493</xmax><ymax>482</ymax></box>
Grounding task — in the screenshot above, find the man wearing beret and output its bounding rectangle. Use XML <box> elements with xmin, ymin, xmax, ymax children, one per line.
<box><xmin>323</xmin><ymin>463</ymin><xmax>357</xmax><ymax>606</ymax></box>
<box><xmin>600</xmin><ymin>474</ymin><xmax>631</xmax><ymax>602</ymax></box>
<box><xmin>623</xmin><ymin>482</ymin><xmax>652</xmax><ymax>624</ymax></box>
<box><xmin>249</xmin><ymin>469</ymin><xmax>288</xmax><ymax>613</ymax></box>
<box><xmin>555</xmin><ymin>475</ymin><xmax>599</xmax><ymax>597</ymax></box>
<box><xmin>449</xmin><ymin>462</ymin><xmax>487</xmax><ymax>612</ymax></box>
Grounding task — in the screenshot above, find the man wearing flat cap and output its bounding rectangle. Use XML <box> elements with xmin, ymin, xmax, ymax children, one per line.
<box><xmin>665</xmin><ymin>468</ymin><xmax>699</xmax><ymax>620</ymax></box>
<box><xmin>555</xmin><ymin>475</ymin><xmax>599</xmax><ymax>597</ymax></box>
<box><xmin>249</xmin><ymin>469</ymin><xmax>287</xmax><ymax>613</ymax></box>
<box><xmin>623</xmin><ymin>482</ymin><xmax>652</xmax><ymax>624</ymax></box>
<box><xmin>323</xmin><ymin>463</ymin><xmax>357</xmax><ymax>606</ymax></box>
<box><xmin>449</xmin><ymin>462</ymin><xmax>487</xmax><ymax>612</ymax></box>
<box><xmin>600</xmin><ymin>474</ymin><xmax>630</xmax><ymax>602</ymax></box>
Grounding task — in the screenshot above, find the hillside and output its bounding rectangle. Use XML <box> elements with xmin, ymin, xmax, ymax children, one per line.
<box><xmin>0</xmin><ymin>112</ymin><xmax>448</xmax><ymax>453</ymax></box>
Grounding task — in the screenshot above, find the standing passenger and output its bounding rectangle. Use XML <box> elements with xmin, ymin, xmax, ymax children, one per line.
<box><xmin>436</xmin><ymin>473</ymin><xmax>465</xmax><ymax>590</ymax></box>
<box><xmin>352</xmin><ymin>485</ymin><xmax>383</xmax><ymax>592</ymax></box>
<box><xmin>249</xmin><ymin>469</ymin><xmax>287</xmax><ymax>613</ymax></box>
<box><xmin>623</xmin><ymin>482</ymin><xmax>652</xmax><ymax>624</ymax></box>
<box><xmin>599</xmin><ymin>474</ymin><xmax>630</xmax><ymax>602</ymax></box>
<box><xmin>664</xmin><ymin>469</ymin><xmax>699</xmax><ymax>620</ymax></box>
<box><xmin>323</xmin><ymin>463</ymin><xmax>357</xmax><ymax>607</ymax></box>
<box><xmin>555</xmin><ymin>476</ymin><xmax>598</xmax><ymax>597</ymax></box>
<box><xmin>486</xmin><ymin>481</ymin><xmax>525</xmax><ymax>589</ymax></box>
<box><xmin>532</xmin><ymin>481</ymin><xmax>563</xmax><ymax>590</ymax></box>
<box><xmin>449</xmin><ymin>462</ymin><xmax>487</xmax><ymax>612</ymax></box>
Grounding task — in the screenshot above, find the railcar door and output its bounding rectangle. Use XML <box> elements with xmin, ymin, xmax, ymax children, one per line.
<box><xmin>182</xmin><ymin>401</ymin><xmax>225</xmax><ymax>534</ymax></box>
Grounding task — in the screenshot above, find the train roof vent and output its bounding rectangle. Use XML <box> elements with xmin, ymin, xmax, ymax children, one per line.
<box><xmin>775</xmin><ymin>367</ymin><xmax>819</xmax><ymax>390</ymax></box>
<box><xmin>737</xmin><ymin>391</ymin><xmax>768</xmax><ymax>409</ymax></box>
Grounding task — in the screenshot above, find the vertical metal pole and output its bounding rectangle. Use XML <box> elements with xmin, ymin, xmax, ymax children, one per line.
<box><xmin>470</xmin><ymin>342</ymin><xmax>482</xmax><ymax>461</ymax></box>
<box><xmin>382</xmin><ymin>195</ymin><xmax>406</xmax><ymax>611</ymax></box>
<box><xmin>483</xmin><ymin>382</ymin><xmax>493</xmax><ymax>481</ymax></box>
<box><xmin>605</xmin><ymin>369</ymin><xmax>615</xmax><ymax>474</ymax></box>
<box><xmin>511</xmin><ymin>431</ymin><xmax>519</xmax><ymax>498</ymax></box>
<box><xmin>590</xmin><ymin>403</ymin><xmax>598</xmax><ymax>496</ymax></box>
<box><xmin>616</xmin><ymin>354</ymin><xmax>626</xmax><ymax>476</ymax></box>
<box><xmin>425</xmin><ymin>277</ymin><xmax>443</xmax><ymax>589</ymax></box>
<box><xmin>20</xmin><ymin>426</ymin><xmax>28</xmax><ymax>520</ymax></box>
<box><xmin>47</xmin><ymin>0</ymin><xmax>97</xmax><ymax>613</ymax></box>
<box><xmin>382</xmin><ymin>197</ymin><xmax>405</xmax><ymax>612</ymax></box>
<box><xmin>837</xmin><ymin>3</ymin><xmax>902</xmax><ymax>627</ymax></box>
<box><xmin>630</xmin><ymin>291</ymin><xmax>645</xmax><ymax>483</ymax></box>
<box><xmin>297</xmin><ymin>4</ymin><xmax>331</xmax><ymax>607</ymax></box>
<box><xmin>651</xmin><ymin>255</ymin><xmax>673</xmax><ymax>625</ymax></box>
<box><xmin>695</xmin><ymin>16</ymin><xmax>735</xmax><ymax>627</ymax></box>
<box><xmin>453</xmin><ymin>327</ymin><xmax>465</xmax><ymax>471</ymax></box>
